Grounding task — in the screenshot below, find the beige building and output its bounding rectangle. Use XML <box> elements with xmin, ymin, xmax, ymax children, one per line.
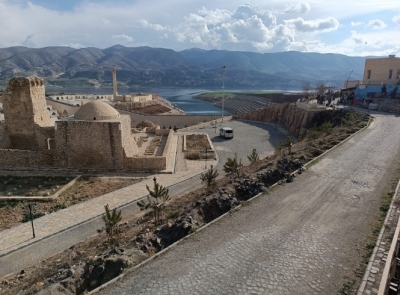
<box><xmin>362</xmin><ymin>55</ymin><xmax>400</xmax><ymax>85</ymax></box>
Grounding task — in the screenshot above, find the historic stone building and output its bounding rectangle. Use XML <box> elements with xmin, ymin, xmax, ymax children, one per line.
<box><xmin>0</xmin><ymin>76</ymin><xmax>176</xmax><ymax>172</ymax></box>
<box><xmin>2</xmin><ymin>76</ymin><xmax>56</xmax><ymax>150</ymax></box>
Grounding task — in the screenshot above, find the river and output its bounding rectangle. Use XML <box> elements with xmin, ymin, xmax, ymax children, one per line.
<box><xmin>45</xmin><ymin>87</ymin><xmax>225</xmax><ymax>115</ymax></box>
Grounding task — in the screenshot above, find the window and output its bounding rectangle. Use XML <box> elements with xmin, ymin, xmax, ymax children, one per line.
<box><xmin>367</xmin><ymin>70</ymin><xmax>371</xmax><ymax>79</ymax></box>
<box><xmin>389</xmin><ymin>69</ymin><xmax>393</xmax><ymax>79</ymax></box>
<box><xmin>397</xmin><ymin>69</ymin><xmax>400</xmax><ymax>79</ymax></box>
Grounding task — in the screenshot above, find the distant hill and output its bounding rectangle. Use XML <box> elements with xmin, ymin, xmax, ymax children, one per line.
<box><xmin>0</xmin><ymin>45</ymin><xmax>366</xmax><ymax>89</ymax></box>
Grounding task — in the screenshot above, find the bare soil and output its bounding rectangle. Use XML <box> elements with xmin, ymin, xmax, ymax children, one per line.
<box><xmin>185</xmin><ymin>134</ymin><xmax>211</xmax><ymax>150</ymax></box>
<box><xmin>0</xmin><ymin>110</ymin><xmax>371</xmax><ymax>295</ymax></box>
<box><xmin>0</xmin><ymin>177</ymin><xmax>141</xmax><ymax>232</ymax></box>
<box><xmin>185</xmin><ymin>134</ymin><xmax>214</xmax><ymax>160</ymax></box>
<box><xmin>0</xmin><ymin>176</ymin><xmax>70</xmax><ymax>197</ymax></box>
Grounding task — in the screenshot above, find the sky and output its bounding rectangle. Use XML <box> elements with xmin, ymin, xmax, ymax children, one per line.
<box><xmin>0</xmin><ymin>0</ymin><xmax>399</xmax><ymax>56</ymax></box>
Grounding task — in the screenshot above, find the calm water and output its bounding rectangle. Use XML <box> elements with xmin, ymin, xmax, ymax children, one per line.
<box><xmin>46</xmin><ymin>87</ymin><xmax>225</xmax><ymax>115</ymax></box>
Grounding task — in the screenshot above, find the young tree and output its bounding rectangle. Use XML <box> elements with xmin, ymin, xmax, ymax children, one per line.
<box><xmin>102</xmin><ymin>204</ymin><xmax>122</xmax><ymax>243</ymax></box>
<box><xmin>137</xmin><ymin>177</ymin><xmax>170</xmax><ymax>226</ymax></box>
<box><xmin>275</xmin><ymin>141</ymin><xmax>284</xmax><ymax>155</ymax></box>
<box><xmin>284</xmin><ymin>136</ymin><xmax>295</xmax><ymax>155</ymax></box>
<box><xmin>302</xmin><ymin>82</ymin><xmax>312</xmax><ymax>98</ymax></box>
<box><xmin>200</xmin><ymin>165</ymin><xmax>219</xmax><ymax>189</ymax></box>
<box><xmin>247</xmin><ymin>149</ymin><xmax>260</xmax><ymax>165</ymax></box>
<box><xmin>223</xmin><ymin>157</ymin><xmax>243</xmax><ymax>178</ymax></box>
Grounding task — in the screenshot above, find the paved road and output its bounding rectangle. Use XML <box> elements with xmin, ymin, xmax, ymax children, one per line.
<box><xmin>0</xmin><ymin>121</ymin><xmax>282</xmax><ymax>278</ymax></box>
<box><xmin>97</xmin><ymin>113</ymin><xmax>400</xmax><ymax>294</ymax></box>
<box><xmin>201</xmin><ymin>120</ymin><xmax>288</xmax><ymax>169</ymax></box>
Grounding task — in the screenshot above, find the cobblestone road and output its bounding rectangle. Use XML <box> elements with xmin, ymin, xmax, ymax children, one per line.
<box><xmin>99</xmin><ymin>113</ymin><xmax>400</xmax><ymax>294</ymax></box>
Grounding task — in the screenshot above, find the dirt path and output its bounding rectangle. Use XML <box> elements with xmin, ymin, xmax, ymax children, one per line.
<box><xmin>96</xmin><ymin>113</ymin><xmax>400</xmax><ymax>294</ymax></box>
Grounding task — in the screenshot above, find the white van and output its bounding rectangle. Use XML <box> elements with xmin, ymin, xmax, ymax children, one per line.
<box><xmin>220</xmin><ymin>127</ymin><xmax>234</xmax><ymax>139</ymax></box>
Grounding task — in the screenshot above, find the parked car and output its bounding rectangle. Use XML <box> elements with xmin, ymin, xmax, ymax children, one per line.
<box><xmin>220</xmin><ymin>127</ymin><xmax>234</xmax><ymax>139</ymax></box>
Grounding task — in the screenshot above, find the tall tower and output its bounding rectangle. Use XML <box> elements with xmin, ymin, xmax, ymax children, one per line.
<box><xmin>112</xmin><ymin>66</ymin><xmax>118</xmax><ymax>99</ymax></box>
<box><xmin>2</xmin><ymin>76</ymin><xmax>53</xmax><ymax>149</ymax></box>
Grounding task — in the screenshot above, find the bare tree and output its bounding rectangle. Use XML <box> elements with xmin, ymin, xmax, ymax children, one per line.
<box><xmin>302</xmin><ymin>82</ymin><xmax>312</xmax><ymax>98</ymax></box>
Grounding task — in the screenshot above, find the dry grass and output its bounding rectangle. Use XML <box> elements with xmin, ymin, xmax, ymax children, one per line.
<box><xmin>132</xmin><ymin>104</ymin><xmax>171</xmax><ymax>115</ymax></box>
<box><xmin>186</xmin><ymin>134</ymin><xmax>211</xmax><ymax>150</ymax></box>
<box><xmin>0</xmin><ymin>177</ymin><xmax>141</xmax><ymax>231</ymax></box>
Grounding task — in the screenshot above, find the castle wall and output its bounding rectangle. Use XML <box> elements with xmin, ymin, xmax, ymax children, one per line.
<box><xmin>120</xmin><ymin>115</ymin><xmax>138</xmax><ymax>158</ymax></box>
<box><xmin>0</xmin><ymin>149</ymin><xmax>54</xmax><ymax>169</ymax></box>
<box><xmin>123</xmin><ymin>156</ymin><xmax>166</xmax><ymax>171</ymax></box>
<box><xmin>55</xmin><ymin>121</ymin><xmax>124</xmax><ymax>170</ymax></box>
<box><xmin>162</xmin><ymin>130</ymin><xmax>176</xmax><ymax>171</ymax></box>
<box><xmin>2</xmin><ymin>77</ymin><xmax>55</xmax><ymax>149</ymax></box>
<box><xmin>0</xmin><ymin>122</ymin><xmax>9</xmax><ymax>149</ymax></box>
<box><xmin>46</xmin><ymin>99</ymin><xmax>80</xmax><ymax>117</ymax></box>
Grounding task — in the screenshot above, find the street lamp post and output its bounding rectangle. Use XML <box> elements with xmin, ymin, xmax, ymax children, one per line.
<box><xmin>24</xmin><ymin>203</ymin><xmax>37</xmax><ymax>238</ymax></box>
<box><xmin>221</xmin><ymin>66</ymin><xmax>226</xmax><ymax>123</ymax></box>
<box><xmin>205</xmin><ymin>147</ymin><xmax>208</xmax><ymax>169</ymax></box>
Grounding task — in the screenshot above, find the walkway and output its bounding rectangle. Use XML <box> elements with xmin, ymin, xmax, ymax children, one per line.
<box><xmin>0</xmin><ymin>132</ymin><xmax>215</xmax><ymax>276</ymax></box>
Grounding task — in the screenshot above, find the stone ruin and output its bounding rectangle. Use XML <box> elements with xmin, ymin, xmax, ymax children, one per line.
<box><xmin>0</xmin><ymin>76</ymin><xmax>176</xmax><ymax>172</ymax></box>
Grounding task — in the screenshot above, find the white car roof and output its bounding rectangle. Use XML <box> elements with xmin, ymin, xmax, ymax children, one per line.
<box><xmin>221</xmin><ymin>127</ymin><xmax>233</xmax><ymax>130</ymax></box>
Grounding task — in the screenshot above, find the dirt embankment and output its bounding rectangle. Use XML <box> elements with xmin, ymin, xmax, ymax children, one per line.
<box><xmin>236</xmin><ymin>102</ymin><xmax>323</xmax><ymax>137</ymax></box>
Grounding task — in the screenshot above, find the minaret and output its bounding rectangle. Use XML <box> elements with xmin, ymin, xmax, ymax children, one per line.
<box><xmin>112</xmin><ymin>66</ymin><xmax>118</xmax><ymax>99</ymax></box>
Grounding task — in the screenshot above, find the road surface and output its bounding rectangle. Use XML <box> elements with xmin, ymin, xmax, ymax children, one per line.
<box><xmin>97</xmin><ymin>113</ymin><xmax>400</xmax><ymax>294</ymax></box>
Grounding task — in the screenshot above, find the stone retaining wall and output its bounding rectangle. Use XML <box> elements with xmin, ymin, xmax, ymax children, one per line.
<box><xmin>0</xmin><ymin>149</ymin><xmax>54</xmax><ymax>168</ymax></box>
<box><xmin>162</xmin><ymin>130</ymin><xmax>177</xmax><ymax>172</ymax></box>
<box><xmin>179</xmin><ymin>116</ymin><xmax>233</xmax><ymax>132</ymax></box>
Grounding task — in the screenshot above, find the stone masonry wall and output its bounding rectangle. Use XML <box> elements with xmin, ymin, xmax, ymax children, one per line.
<box><xmin>235</xmin><ymin>103</ymin><xmax>320</xmax><ymax>137</ymax></box>
<box><xmin>0</xmin><ymin>149</ymin><xmax>54</xmax><ymax>169</ymax></box>
<box><xmin>0</xmin><ymin>123</ymin><xmax>9</xmax><ymax>149</ymax></box>
<box><xmin>2</xmin><ymin>77</ymin><xmax>55</xmax><ymax>150</ymax></box>
<box><xmin>120</xmin><ymin>115</ymin><xmax>138</xmax><ymax>158</ymax></box>
<box><xmin>124</xmin><ymin>156</ymin><xmax>166</xmax><ymax>172</ymax></box>
<box><xmin>55</xmin><ymin>121</ymin><xmax>124</xmax><ymax>170</ymax></box>
<box><xmin>162</xmin><ymin>129</ymin><xmax>176</xmax><ymax>171</ymax></box>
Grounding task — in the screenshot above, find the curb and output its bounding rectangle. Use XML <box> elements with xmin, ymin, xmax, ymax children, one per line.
<box><xmin>361</xmin><ymin>179</ymin><xmax>400</xmax><ymax>294</ymax></box>
<box><xmin>0</xmin><ymin>175</ymin><xmax>81</xmax><ymax>202</ymax></box>
<box><xmin>0</xmin><ymin>142</ymin><xmax>219</xmax><ymax>259</ymax></box>
<box><xmin>88</xmin><ymin>115</ymin><xmax>372</xmax><ymax>293</ymax></box>
<box><xmin>304</xmin><ymin>116</ymin><xmax>372</xmax><ymax>169</ymax></box>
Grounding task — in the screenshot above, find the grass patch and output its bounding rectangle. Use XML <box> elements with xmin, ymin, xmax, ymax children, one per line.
<box><xmin>201</xmin><ymin>92</ymin><xmax>236</xmax><ymax>98</ymax></box>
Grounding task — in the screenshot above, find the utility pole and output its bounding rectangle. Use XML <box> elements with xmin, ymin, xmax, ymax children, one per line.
<box><xmin>221</xmin><ymin>66</ymin><xmax>226</xmax><ymax>123</ymax></box>
<box><xmin>346</xmin><ymin>69</ymin><xmax>354</xmax><ymax>89</ymax></box>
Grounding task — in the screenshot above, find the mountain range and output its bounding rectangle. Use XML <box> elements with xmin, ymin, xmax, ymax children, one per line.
<box><xmin>0</xmin><ymin>45</ymin><xmax>366</xmax><ymax>90</ymax></box>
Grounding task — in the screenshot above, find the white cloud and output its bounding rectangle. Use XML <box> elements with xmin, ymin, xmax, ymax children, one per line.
<box><xmin>283</xmin><ymin>3</ymin><xmax>311</xmax><ymax>14</ymax></box>
<box><xmin>112</xmin><ymin>34</ymin><xmax>133</xmax><ymax>42</ymax></box>
<box><xmin>350</xmin><ymin>30</ymin><xmax>366</xmax><ymax>45</ymax></box>
<box><xmin>367</xmin><ymin>19</ymin><xmax>386</xmax><ymax>29</ymax></box>
<box><xmin>0</xmin><ymin>0</ymin><xmax>398</xmax><ymax>56</ymax></box>
<box><xmin>350</xmin><ymin>21</ymin><xmax>363</xmax><ymax>26</ymax></box>
<box><xmin>62</xmin><ymin>43</ymin><xmax>86</xmax><ymax>49</ymax></box>
<box><xmin>285</xmin><ymin>17</ymin><xmax>339</xmax><ymax>32</ymax></box>
<box><xmin>139</xmin><ymin>20</ymin><xmax>167</xmax><ymax>31</ymax></box>
<box><xmin>392</xmin><ymin>14</ymin><xmax>400</xmax><ymax>25</ymax></box>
